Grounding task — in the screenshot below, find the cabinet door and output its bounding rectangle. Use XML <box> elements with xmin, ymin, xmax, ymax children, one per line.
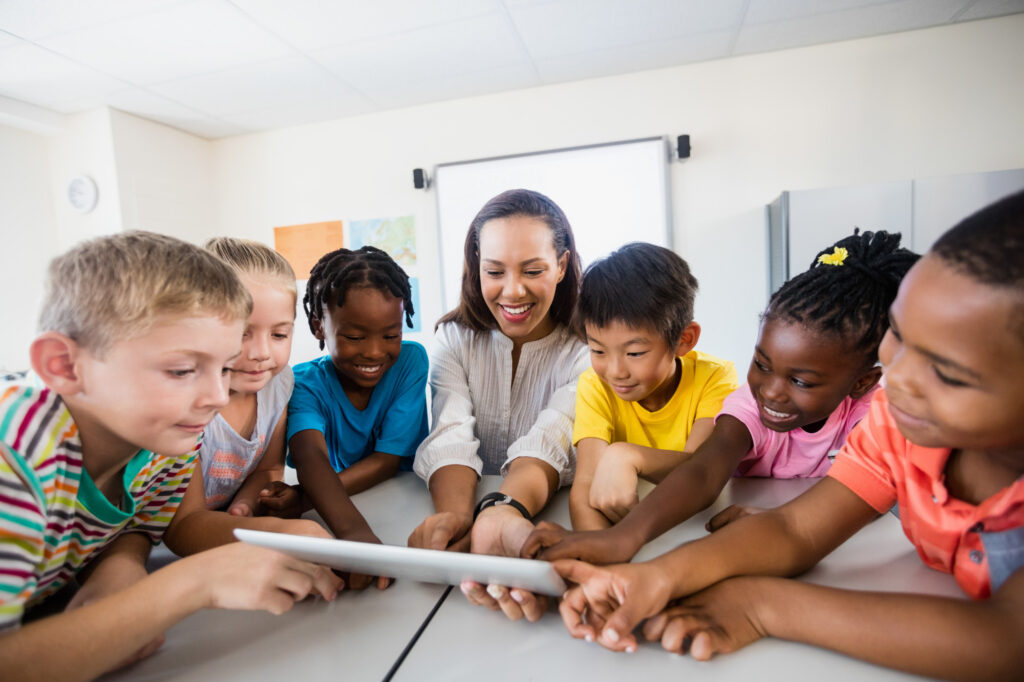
<box><xmin>912</xmin><ymin>169</ymin><xmax>1024</xmax><ymax>252</ymax></box>
<box><xmin>787</xmin><ymin>181</ymin><xmax>913</xmax><ymax>276</ymax></box>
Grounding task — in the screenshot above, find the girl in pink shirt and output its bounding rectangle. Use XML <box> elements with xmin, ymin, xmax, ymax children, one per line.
<box><xmin>524</xmin><ymin>229</ymin><xmax>918</xmax><ymax>565</ymax></box>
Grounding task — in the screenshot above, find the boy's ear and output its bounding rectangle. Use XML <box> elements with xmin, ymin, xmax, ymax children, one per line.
<box><xmin>29</xmin><ymin>332</ymin><xmax>85</xmax><ymax>395</ymax></box>
<box><xmin>849</xmin><ymin>364</ymin><xmax>883</xmax><ymax>399</ymax></box>
<box><xmin>674</xmin><ymin>321</ymin><xmax>701</xmax><ymax>356</ymax></box>
<box><xmin>312</xmin><ymin>318</ymin><xmax>325</xmax><ymax>341</ymax></box>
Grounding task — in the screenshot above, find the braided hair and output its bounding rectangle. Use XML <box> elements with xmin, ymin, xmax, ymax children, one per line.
<box><xmin>303</xmin><ymin>246</ymin><xmax>414</xmax><ymax>350</ymax></box>
<box><xmin>765</xmin><ymin>230</ymin><xmax>919</xmax><ymax>362</ymax></box>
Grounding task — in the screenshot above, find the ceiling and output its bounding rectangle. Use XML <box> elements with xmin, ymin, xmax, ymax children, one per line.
<box><xmin>1</xmin><ymin>0</ymin><xmax>1021</xmax><ymax>139</ymax></box>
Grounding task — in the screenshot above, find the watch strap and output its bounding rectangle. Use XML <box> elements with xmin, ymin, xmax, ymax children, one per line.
<box><xmin>473</xmin><ymin>491</ymin><xmax>532</xmax><ymax>521</ymax></box>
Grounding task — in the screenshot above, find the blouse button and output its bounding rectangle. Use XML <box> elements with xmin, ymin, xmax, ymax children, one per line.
<box><xmin>969</xmin><ymin>549</ymin><xmax>984</xmax><ymax>564</ymax></box>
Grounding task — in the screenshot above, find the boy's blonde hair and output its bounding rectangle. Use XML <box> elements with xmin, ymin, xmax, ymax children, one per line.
<box><xmin>204</xmin><ymin>237</ymin><xmax>297</xmax><ymax>300</ymax></box>
<box><xmin>39</xmin><ymin>231</ymin><xmax>253</xmax><ymax>356</ymax></box>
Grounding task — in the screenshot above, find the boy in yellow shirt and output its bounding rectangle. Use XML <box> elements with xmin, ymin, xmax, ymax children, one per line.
<box><xmin>571</xmin><ymin>243</ymin><xmax>737</xmax><ymax>530</ymax></box>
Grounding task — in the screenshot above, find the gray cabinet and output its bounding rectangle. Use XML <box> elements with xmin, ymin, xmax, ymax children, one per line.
<box><xmin>766</xmin><ymin>168</ymin><xmax>1024</xmax><ymax>297</ymax></box>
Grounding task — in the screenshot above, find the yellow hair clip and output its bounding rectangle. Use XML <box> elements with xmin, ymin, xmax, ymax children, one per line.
<box><xmin>817</xmin><ymin>246</ymin><xmax>848</xmax><ymax>266</ymax></box>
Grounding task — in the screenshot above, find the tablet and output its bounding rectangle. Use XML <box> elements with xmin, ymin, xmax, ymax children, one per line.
<box><xmin>233</xmin><ymin>529</ymin><xmax>568</xmax><ymax>597</ymax></box>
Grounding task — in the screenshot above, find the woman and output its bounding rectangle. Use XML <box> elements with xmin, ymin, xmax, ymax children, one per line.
<box><xmin>409</xmin><ymin>188</ymin><xmax>589</xmax><ymax>620</ymax></box>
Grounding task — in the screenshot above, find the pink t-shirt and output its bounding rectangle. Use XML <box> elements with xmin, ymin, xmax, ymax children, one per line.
<box><xmin>717</xmin><ymin>384</ymin><xmax>877</xmax><ymax>478</ymax></box>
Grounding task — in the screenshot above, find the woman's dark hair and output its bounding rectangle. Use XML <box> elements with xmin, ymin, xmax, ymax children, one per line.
<box><xmin>575</xmin><ymin>242</ymin><xmax>698</xmax><ymax>346</ymax></box>
<box><xmin>437</xmin><ymin>188</ymin><xmax>581</xmax><ymax>333</ymax></box>
<box><xmin>303</xmin><ymin>246</ymin><xmax>414</xmax><ymax>350</ymax></box>
<box><xmin>765</xmin><ymin>230</ymin><xmax>919</xmax><ymax>363</ymax></box>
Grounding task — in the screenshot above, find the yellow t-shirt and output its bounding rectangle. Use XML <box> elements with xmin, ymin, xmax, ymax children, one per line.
<box><xmin>573</xmin><ymin>350</ymin><xmax>737</xmax><ymax>450</ymax></box>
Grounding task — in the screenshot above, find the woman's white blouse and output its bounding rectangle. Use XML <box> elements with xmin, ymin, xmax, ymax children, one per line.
<box><xmin>413</xmin><ymin>322</ymin><xmax>590</xmax><ymax>486</ymax></box>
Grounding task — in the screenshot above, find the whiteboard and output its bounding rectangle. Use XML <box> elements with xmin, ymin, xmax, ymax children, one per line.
<box><xmin>434</xmin><ymin>138</ymin><xmax>671</xmax><ymax>310</ymax></box>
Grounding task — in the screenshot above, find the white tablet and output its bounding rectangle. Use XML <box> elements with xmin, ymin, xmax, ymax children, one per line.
<box><xmin>233</xmin><ymin>529</ymin><xmax>568</xmax><ymax>596</ymax></box>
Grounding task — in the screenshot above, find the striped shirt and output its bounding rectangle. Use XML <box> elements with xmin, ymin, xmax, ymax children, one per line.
<box><xmin>0</xmin><ymin>385</ymin><xmax>197</xmax><ymax>630</ymax></box>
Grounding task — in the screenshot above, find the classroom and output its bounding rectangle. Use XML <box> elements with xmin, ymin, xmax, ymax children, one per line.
<box><xmin>1</xmin><ymin>2</ymin><xmax>1023</xmax><ymax>681</ymax></box>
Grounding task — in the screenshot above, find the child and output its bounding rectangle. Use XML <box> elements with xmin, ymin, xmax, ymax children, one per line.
<box><xmin>200</xmin><ymin>237</ymin><xmax>301</xmax><ymax>517</ymax></box>
<box><xmin>526</xmin><ymin>231</ymin><xmax>917</xmax><ymax>564</ymax></box>
<box><xmin>0</xmin><ymin>232</ymin><xmax>340</xmax><ymax>680</ymax></box>
<box><xmin>287</xmin><ymin>246</ymin><xmax>429</xmax><ymax>586</ymax></box>
<box><xmin>568</xmin><ymin>243</ymin><xmax>737</xmax><ymax>531</ymax></box>
<box><xmin>553</xmin><ymin>191</ymin><xmax>1024</xmax><ymax>680</ymax></box>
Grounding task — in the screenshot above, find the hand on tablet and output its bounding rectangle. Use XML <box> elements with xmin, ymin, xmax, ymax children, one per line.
<box><xmin>338</xmin><ymin>529</ymin><xmax>393</xmax><ymax>590</ymax></box>
<box><xmin>522</xmin><ymin>521</ymin><xmax>642</xmax><ymax>565</ymax></box>
<box><xmin>407</xmin><ymin>511</ymin><xmax>473</xmax><ymax>552</ymax></box>
<box><xmin>461</xmin><ymin>505</ymin><xmax>548</xmax><ymax>621</ymax></box>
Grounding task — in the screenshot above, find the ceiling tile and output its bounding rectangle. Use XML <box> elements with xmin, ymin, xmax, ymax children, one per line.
<box><xmin>150</xmin><ymin>55</ymin><xmax>367</xmax><ymax>117</ymax></box>
<box><xmin>219</xmin><ymin>96</ymin><xmax>376</xmax><ymax>132</ymax></box>
<box><xmin>232</xmin><ymin>0</ymin><xmax>501</xmax><ymax>50</ymax></box>
<box><xmin>360</xmin><ymin>62</ymin><xmax>539</xmax><ymax>109</ymax></box>
<box><xmin>311</xmin><ymin>14</ymin><xmax>528</xmax><ymax>91</ymax></box>
<box><xmin>0</xmin><ymin>42</ymin><xmax>127</xmax><ymax>110</ymax></box>
<box><xmin>734</xmin><ymin>0</ymin><xmax>967</xmax><ymax>54</ymax></box>
<box><xmin>535</xmin><ymin>29</ymin><xmax>733</xmax><ymax>83</ymax></box>
<box><xmin>508</xmin><ymin>0</ymin><xmax>746</xmax><ymax>60</ymax></box>
<box><xmin>957</xmin><ymin>0</ymin><xmax>1024</xmax><ymax>21</ymax></box>
<box><xmin>36</xmin><ymin>0</ymin><xmax>294</xmax><ymax>86</ymax></box>
<box><xmin>0</xmin><ymin>0</ymin><xmax>185</xmax><ymax>41</ymax></box>
<box><xmin>744</xmin><ymin>0</ymin><xmax>902</xmax><ymax>25</ymax></box>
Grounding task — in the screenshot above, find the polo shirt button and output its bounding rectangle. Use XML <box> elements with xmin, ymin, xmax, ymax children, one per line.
<box><xmin>969</xmin><ymin>550</ymin><xmax>984</xmax><ymax>564</ymax></box>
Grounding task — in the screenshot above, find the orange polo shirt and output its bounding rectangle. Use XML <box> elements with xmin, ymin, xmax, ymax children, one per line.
<box><xmin>829</xmin><ymin>390</ymin><xmax>1024</xmax><ymax>599</ymax></box>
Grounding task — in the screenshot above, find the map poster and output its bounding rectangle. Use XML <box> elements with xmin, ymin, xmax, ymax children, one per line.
<box><xmin>348</xmin><ymin>216</ymin><xmax>416</xmax><ymax>268</ymax></box>
<box><xmin>274</xmin><ymin>220</ymin><xmax>343</xmax><ymax>279</ymax></box>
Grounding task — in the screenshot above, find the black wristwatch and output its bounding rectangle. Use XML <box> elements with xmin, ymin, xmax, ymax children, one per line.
<box><xmin>473</xmin><ymin>492</ymin><xmax>532</xmax><ymax>521</ymax></box>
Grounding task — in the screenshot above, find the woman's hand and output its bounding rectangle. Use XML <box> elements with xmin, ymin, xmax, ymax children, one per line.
<box><xmin>642</xmin><ymin>577</ymin><xmax>769</xmax><ymax>659</ymax></box>
<box><xmin>407</xmin><ymin>511</ymin><xmax>474</xmax><ymax>552</ymax></box>
<box><xmin>460</xmin><ymin>505</ymin><xmax>548</xmax><ymax>621</ymax></box>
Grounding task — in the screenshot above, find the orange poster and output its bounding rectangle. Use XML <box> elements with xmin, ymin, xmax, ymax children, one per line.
<box><xmin>273</xmin><ymin>220</ymin><xmax>344</xmax><ymax>279</ymax></box>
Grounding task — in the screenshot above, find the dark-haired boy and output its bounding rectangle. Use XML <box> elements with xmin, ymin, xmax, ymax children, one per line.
<box><xmin>568</xmin><ymin>243</ymin><xmax>737</xmax><ymax>531</ymax></box>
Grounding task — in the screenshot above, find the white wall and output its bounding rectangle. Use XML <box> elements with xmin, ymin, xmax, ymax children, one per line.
<box><xmin>110</xmin><ymin>109</ymin><xmax>215</xmax><ymax>239</ymax></box>
<box><xmin>209</xmin><ymin>15</ymin><xmax>1024</xmax><ymax>368</ymax></box>
<box><xmin>0</xmin><ymin>125</ymin><xmax>57</xmax><ymax>371</ymax></box>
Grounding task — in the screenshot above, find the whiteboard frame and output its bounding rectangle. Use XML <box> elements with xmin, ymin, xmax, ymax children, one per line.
<box><xmin>433</xmin><ymin>137</ymin><xmax>673</xmax><ymax>311</ymax></box>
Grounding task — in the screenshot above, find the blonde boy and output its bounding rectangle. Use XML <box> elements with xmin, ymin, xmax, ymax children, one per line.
<box><xmin>0</xmin><ymin>232</ymin><xmax>339</xmax><ymax>680</ymax></box>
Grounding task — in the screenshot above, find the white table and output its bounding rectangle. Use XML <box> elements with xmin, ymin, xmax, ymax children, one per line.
<box><xmin>106</xmin><ymin>474</ymin><xmax>961</xmax><ymax>682</ymax></box>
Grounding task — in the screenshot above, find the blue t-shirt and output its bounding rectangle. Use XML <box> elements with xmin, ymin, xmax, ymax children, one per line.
<box><xmin>287</xmin><ymin>341</ymin><xmax>429</xmax><ymax>472</ymax></box>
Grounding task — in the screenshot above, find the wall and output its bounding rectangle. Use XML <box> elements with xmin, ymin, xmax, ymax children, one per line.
<box><xmin>210</xmin><ymin>15</ymin><xmax>1024</xmax><ymax>368</ymax></box>
<box><xmin>0</xmin><ymin>125</ymin><xmax>57</xmax><ymax>371</ymax></box>
<box><xmin>110</xmin><ymin>109</ymin><xmax>216</xmax><ymax>238</ymax></box>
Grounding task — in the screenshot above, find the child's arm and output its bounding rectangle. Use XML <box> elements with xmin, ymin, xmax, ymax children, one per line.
<box><xmin>0</xmin><ymin>543</ymin><xmax>341</xmax><ymax>682</ymax></box>
<box><xmin>227</xmin><ymin>412</ymin><xmax>289</xmax><ymax>517</ymax></box>
<box><xmin>643</xmin><ymin>570</ymin><xmax>1024</xmax><ymax>681</ymax></box>
<box><xmin>524</xmin><ymin>415</ymin><xmax>753</xmax><ymax>564</ymax></box>
<box><xmin>569</xmin><ymin>438</ymin><xmax>615</xmax><ymax>531</ymax></box>
<box><xmin>336</xmin><ymin>451</ymin><xmax>402</xmax><ymax>495</ymax></box>
<box><xmin>554</xmin><ymin>477</ymin><xmax>880</xmax><ymax>650</ymax></box>
<box><xmin>288</xmin><ymin>430</ymin><xmax>381</xmax><ymax>541</ymax></box>
<box><xmin>162</xmin><ymin>468</ymin><xmax>333</xmax><ymax>556</ymax></box>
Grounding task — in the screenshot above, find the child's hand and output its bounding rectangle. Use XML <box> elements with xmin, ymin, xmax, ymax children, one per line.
<box><xmin>407</xmin><ymin>511</ymin><xmax>474</xmax><ymax>552</ymax></box>
<box><xmin>706</xmin><ymin>504</ymin><xmax>766</xmax><ymax>532</ymax></box>
<box><xmin>641</xmin><ymin>577</ymin><xmax>769</xmax><ymax>659</ymax></box>
<box><xmin>227</xmin><ymin>500</ymin><xmax>254</xmax><ymax>517</ymax></box>
<box><xmin>256</xmin><ymin>482</ymin><xmax>306</xmax><ymax>518</ymax></box>
<box><xmin>189</xmin><ymin>542</ymin><xmax>343</xmax><ymax>612</ymax></box>
<box><xmin>522</xmin><ymin>522</ymin><xmax>642</xmax><ymax>565</ymax></box>
<box><xmin>553</xmin><ymin>559</ymin><xmax>674</xmax><ymax>652</ymax></box>
<box><xmin>338</xmin><ymin>528</ymin><xmax>393</xmax><ymax>591</ymax></box>
<box><xmin>589</xmin><ymin>451</ymin><xmax>641</xmax><ymax>523</ymax></box>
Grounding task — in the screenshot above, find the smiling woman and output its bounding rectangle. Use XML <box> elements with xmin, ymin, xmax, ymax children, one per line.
<box><xmin>408</xmin><ymin>189</ymin><xmax>589</xmax><ymax>620</ymax></box>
